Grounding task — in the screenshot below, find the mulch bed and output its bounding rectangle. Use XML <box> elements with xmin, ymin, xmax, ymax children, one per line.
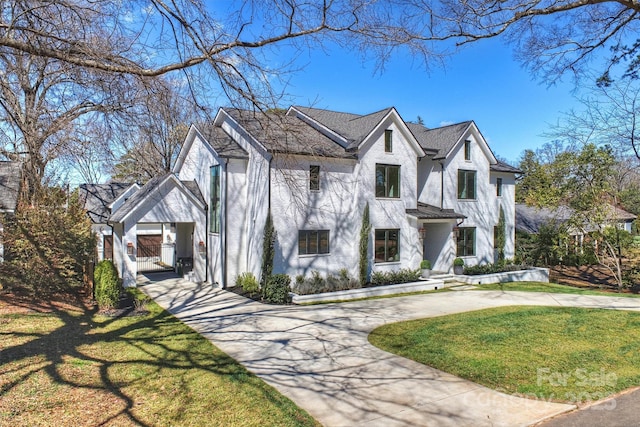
<box><xmin>550</xmin><ymin>264</ymin><xmax>625</xmax><ymax>291</ymax></box>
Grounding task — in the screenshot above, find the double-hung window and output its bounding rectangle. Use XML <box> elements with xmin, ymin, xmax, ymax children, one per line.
<box><xmin>210</xmin><ymin>165</ymin><xmax>221</xmax><ymax>233</ymax></box>
<box><xmin>456</xmin><ymin>227</ymin><xmax>476</xmax><ymax>257</ymax></box>
<box><xmin>298</xmin><ymin>230</ymin><xmax>330</xmax><ymax>255</ymax></box>
<box><xmin>375</xmin><ymin>164</ymin><xmax>400</xmax><ymax>198</ymax></box>
<box><xmin>375</xmin><ymin>229</ymin><xmax>400</xmax><ymax>263</ymax></box>
<box><xmin>457</xmin><ymin>169</ymin><xmax>476</xmax><ymax>200</ymax></box>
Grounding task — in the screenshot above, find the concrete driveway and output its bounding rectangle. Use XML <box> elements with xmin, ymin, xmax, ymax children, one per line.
<box><xmin>139</xmin><ymin>274</ymin><xmax>640</xmax><ymax>427</ymax></box>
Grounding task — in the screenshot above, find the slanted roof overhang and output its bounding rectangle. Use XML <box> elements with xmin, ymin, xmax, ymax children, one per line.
<box><xmin>109</xmin><ymin>173</ymin><xmax>206</xmax><ymax>224</ymax></box>
<box><xmin>406</xmin><ymin>202</ymin><xmax>466</xmax><ymax>220</ymax></box>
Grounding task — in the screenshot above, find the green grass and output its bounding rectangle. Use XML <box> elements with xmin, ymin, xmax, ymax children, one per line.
<box><xmin>369</xmin><ymin>306</ymin><xmax>640</xmax><ymax>403</ymax></box>
<box><xmin>475</xmin><ymin>281</ymin><xmax>640</xmax><ymax>297</ymax></box>
<box><xmin>0</xmin><ymin>296</ymin><xmax>319</xmax><ymax>426</ymax></box>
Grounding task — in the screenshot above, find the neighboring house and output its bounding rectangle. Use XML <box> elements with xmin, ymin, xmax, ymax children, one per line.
<box><xmin>99</xmin><ymin>106</ymin><xmax>520</xmax><ymax>287</ymax></box>
<box><xmin>516</xmin><ymin>203</ymin><xmax>637</xmax><ymax>236</ymax></box>
<box><xmin>0</xmin><ymin>161</ymin><xmax>22</xmax><ymax>261</ymax></box>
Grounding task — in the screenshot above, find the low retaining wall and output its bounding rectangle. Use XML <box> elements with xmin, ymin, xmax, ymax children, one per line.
<box><xmin>291</xmin><ymin>279</ymin><xmax>446</xmax><ymax>304</ymax></box>
<box><xmin>456</xmin><ymin>267</ymin><xmax>549</xmax><ymax>285</ymax></box>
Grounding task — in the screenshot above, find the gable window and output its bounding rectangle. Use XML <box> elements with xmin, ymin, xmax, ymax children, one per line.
<box><xmin>457</xmin><ymin>169</ymin><xmax>476</xmax><ymax>199</ymax></box>
<box><xmin>456</xmin><ymin>227</ymin><xmax>475</xmax><ymax>257</ymax></box>
<box><xmin>384</xmin><ymin>129</ymin><xmax>393</xmax><ymax>153</ymax></box>
<box><xmin>310</xmin><ymin>165</ymin><xmax>320</xmax><ymax>191</ymax></box>
<box><xmin>464</xmin><ymin>139</ymin><xmax>471</xmax><ymax>160</ymax></box>
<box><xmin>496</xmin><ymin>177</ymin><xmax>503</xmax><ymax>197</ymax></box>
<box><xmin>298</xmin><ymin>230</ymin><xmax>330</xmax><ymax>255</ymax></box>
<box><xmin>375</xmin><ymin>229</ymin><xmax>400</xmax><ymax>263</ymax></box>
<box><xmin>210</xmin><ymin>165</ymin><xmax>221</xmax><ymax>233</ymax></box>
<box><xmin>375</xmin><ymin>164</ymin><xmax>400</xmax><ymax>198</ymax></box>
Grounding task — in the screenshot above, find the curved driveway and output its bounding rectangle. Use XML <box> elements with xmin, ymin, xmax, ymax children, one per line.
<box><xmin>139</xmin><ymin>275</ymin><xmax>640</xmax><ymax>427</ymax></box>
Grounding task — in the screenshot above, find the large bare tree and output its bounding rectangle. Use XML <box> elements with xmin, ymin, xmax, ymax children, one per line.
<box><xmin>0</xmin><ymin>50</ymin><xmax>136</xmax><ymax>199</ymax></box>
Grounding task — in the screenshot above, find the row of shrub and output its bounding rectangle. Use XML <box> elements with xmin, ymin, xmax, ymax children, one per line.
<box><xmin>463</xmin><ymin>261</ymin><xmax>530</xmax><ymax>276</ymax></box>
<box><xmin>236</xmin><ymin>267</ymin><xmax>426</xmax><ymax>300</ymax></box>
<box><xmin>293</xmin><ymin>269</ymin><xmax>360</xmax><ymax>295</ymax></box>
<box><xmin>370</xmin><ymin>268</ymin><xmax>421</xmax><ymax>286</ymax></box>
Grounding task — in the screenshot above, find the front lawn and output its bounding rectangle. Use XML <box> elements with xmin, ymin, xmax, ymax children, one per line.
<box><xmin>0</xmin><ymin>295</ymin><xmax>318</xmax><ymax>426</ymax></box>
<box><xmin>475</xmin><ymin>281</ymin><xmax>640</xmax><ymax>297</ymax></box>
<box><xmin>369</xmin><ymin>306</ymin><xmax>640</xmax><ymax>404</ymax></box>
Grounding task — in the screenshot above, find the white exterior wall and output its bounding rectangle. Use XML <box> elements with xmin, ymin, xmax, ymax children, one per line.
<box><xmin>360</xmin><ymin>121</ymin><xmax>422</xmax><ymax>274</ymax></box>
<box><xmin>270</xmin><ymin>156</ymin><xmax>359</xmax><ymax>278</ymax></box>
<box><xmin>442</xmin><ymin>133</ymin><xmax>493</xmax><ymax>266</ymax></box>
<box><xmin>118</xmin><ymin>179</ymin><xmax>206</xmax><ymax>287</ymax></box>
<box><xmin>220</xmin><ymin>119</ymin><xmax>271</xmax><ymax>285</ymax></box>
<box><xmin>491</xmin><ymin>171</ymin><xmax>517</xmax><ymax>260</ymax></box>
<box><xmin>174</xmin><ymin>131</ymin><xmax>223</xmax><ymax>285</ymax></box>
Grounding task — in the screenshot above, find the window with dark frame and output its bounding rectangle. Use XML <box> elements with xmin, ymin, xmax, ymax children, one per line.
<box><xmin>456</xmin><ymin>227</ymin><xmax>476</xmax><ymax>256</ymax></box>
<box><xmin>374</xmin><ymin>229</ymin><xmax>400</xmax><ymax>263</ymax></box>
<box><xmin>496</xmin><ymin>177</ymin><xmax>503</xmax><ymax>197</ymax></box>
<box><xmin>464</xmin><ymin>139</ymin><xmax>471</xmax><ymax>160</ymax></box>
<box><xmin>457</xmin><ymin>169</ymin><xmax>476</xmax><ymax>199</ymax></box>
<box><xmin>310</xmin><ymin>165</ymin><xmax>320</xmax><ymax>191</ymax></box>
<box><xmin>384</xmin><ymin>129</ymin><xmax>393</xmax><ymax>153</ymax></box>
<box><xmin>298</xmin><ymin>230</ymin><xmax>330</xmax><ymax>255</ymax></box>
<box><xmin>210</xmin><ymin>165</ymin><xmax>221</xmax><ymax>233</ymax></box>
<box><xmin>375</xmin><ymin>164</ymin><xmax>400</xmax><ymax>198</ymax></box>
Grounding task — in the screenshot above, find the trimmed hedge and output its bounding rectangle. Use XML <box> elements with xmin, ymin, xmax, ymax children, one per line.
<box><xmin>94</xmin><ymin>259</ymin><xmax>122</xmax><ymax>310</ymax></box>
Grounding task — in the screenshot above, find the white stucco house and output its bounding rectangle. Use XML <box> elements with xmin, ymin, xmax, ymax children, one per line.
<box><xmin>94</xmin><ymin>106</ymin><xmax>520</xmax><ymax>288</ymax></box>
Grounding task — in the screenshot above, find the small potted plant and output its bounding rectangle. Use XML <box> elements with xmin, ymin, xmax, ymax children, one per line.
<box><xmin>453</xmin><ymin>257</ymin><xmax>464</xmax><ymax>275</ymax></box>
<box><xmin>420</xmin><ymin>259</ymin><xmax>431</xmax><ymax>278</ymax></box>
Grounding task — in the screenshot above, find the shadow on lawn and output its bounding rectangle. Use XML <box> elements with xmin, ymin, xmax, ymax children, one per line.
<box><xmin>0</xmin><ymin>294</ymin><xmax>261</xmax><ymax>426</ymax></box>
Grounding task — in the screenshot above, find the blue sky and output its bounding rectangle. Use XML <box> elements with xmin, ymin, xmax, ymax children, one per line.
<box><xmin>278</xmin><ymin>37</ymin><xmax>580</xmax><ymax>164</ymax></box>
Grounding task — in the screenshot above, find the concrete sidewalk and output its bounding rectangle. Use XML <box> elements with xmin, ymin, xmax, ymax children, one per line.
<box><xmin>139</xmin><ymin>274</ymin><xmax>640</xmax><ymax>427</ymax></box>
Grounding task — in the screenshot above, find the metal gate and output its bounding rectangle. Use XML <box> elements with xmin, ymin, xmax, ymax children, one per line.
<box><xmin>137</xmin><ymin>236</ymin><xmax>175</xmax><ymax>272</ymax></box>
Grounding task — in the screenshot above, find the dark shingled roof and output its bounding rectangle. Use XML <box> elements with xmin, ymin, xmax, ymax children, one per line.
<box><xmin>406</xmin><ymin>202</ymin><xmax>466</xmax><ymax>220</ymax></box>
<box><xmin>197</xmin><ymin>124</ymin><xmax>248</xmax><ymax>159</ymax></box>
<box><xmin>491</xmin><ymin>160</ymin><xmax>523</xmax><ymax>174</ymax></box>
<box><xmin>292</xmin><ymin>106</ymin><xmax>394</xmax><ymax>149</ymax></box>
<box><xmin>515</xmin><ymin>203</ymin><xmax>636</xmax><ymax>234</ymax></box>
<box><xmin>225</xmin><ymin>109</ymin><xmax>354</xmax><ymax>159</ymax></box>
<box><xmin>0</xmin><ymin>161</ymin><xmax>21</xmax><ymax>212</ymax></box>
<box><xmin>79</xmin><ymin>182</ymin><xmax>132</xmax><ymax>223</ymax></box>
<box><xmin>109</xmin><ymin>174</ymin><xmax>205</xmax><ymax>223</ymax></box>
<box><xmin>408</xmin><ymin>121</ymin><xmax>472</xmax><ymax>159</ymax></box>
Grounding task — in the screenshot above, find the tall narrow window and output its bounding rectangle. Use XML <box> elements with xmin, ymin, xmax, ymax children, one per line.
<box><xmin>384</xmin><ymin>129</ymin><xmax>393</xmax><ymax>153</ymax></box>
<box><xmin>375</xmin><ymin>229</ymin><xmax>400</xmax><ymax>263</ymax></box>
<box><xmin>375</xmin><ymin>164</ymin><xmax>400</xmax><ymax>198</ymax></box>
<box><xmin>457</xmin><ymin>169</ymin><xmax>476</xmax><ymax>199</ymax></box>
<box><xmin>210</xmin><ymin>165</ymin><xmax>221</xmax><ymax>233</ymax></box>
<box><xmin>496</xmin><ymin>177</ymin><xmax>503</xmax><ymax>197</ymax></box>
<box><xmin>464</xmin><ymin>139</ymin><xmax>471</xmax><ymax>160</ymax></box>
<box><xmin>310</xmin><ymin>165</ymin><xmax>320</xmax><ymax>191</ymax></box>
<box><xmin>298</xmin><ymin>230</ymin><xmax>330</xmax><ymax>255</ymax></box>
<box><xmin>456</xmin><ymin>227</ymin><xmax>476</xmax><ymax>256</ymax></box>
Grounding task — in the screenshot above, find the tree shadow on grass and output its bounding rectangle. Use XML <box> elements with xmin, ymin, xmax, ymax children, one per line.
<box><xmin>0</xmin><ymin>294</ymin><xmax>308</xmax><ymax>426</ymax></box>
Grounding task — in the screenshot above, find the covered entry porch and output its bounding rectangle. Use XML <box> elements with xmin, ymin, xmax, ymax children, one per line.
<box><xmin>407</xmin><ymin>203</ymin><xmax>465</xmax><ymax>273</ymax></box>
<box><xmin>109</xmin><ymin>173</ymin><xmax>207</xmax><ymax>287</ymax></box>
